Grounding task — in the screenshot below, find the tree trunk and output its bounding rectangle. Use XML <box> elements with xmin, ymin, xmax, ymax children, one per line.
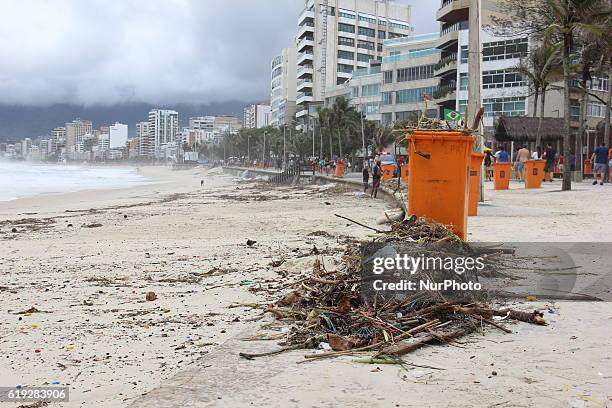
<box><xmin>337</xmin><ymin>129</ymin><xmax>343</xmax><ymax>159</ymax></box>
<box><xmin>562</xmin><ymin>33</ymin><xmax>572</xmax><ymax>191</ymax></box>
<box><xmin>329</xmin><ymin>127</ymin><xmax>333</xmax><ymax>159</ymax></box>
<box><xmin>536</xmin><ymin>87</ymin><xmax>545</xmax><ymax>149</ymax></box>
<box><xmin>533</xmin><ymin>89</ymin><xmax>540</xmax><ymax>119</ymax></box>
<box><xmin>576</xmin><ymin>86</ymin><xmax>588</xmax><ymax>173</ymax></box>
<box><xmin>605</xmin><ymin>69</ymin><xmax>611</xmax><ymax>147</ymax></box>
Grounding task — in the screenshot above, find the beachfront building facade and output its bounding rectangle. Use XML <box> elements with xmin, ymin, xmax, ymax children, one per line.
<box><xmin>136</xmin><ymin>121</ymin><xmax>152</xmax><ymax>158</ymax></box>
<box><xmin>244</xmin><ymin>103</ymin><xmax>271</xmax><ymax>129</ymax></box>
<box><xmin>294</xmin><ymin>0</ymin><xmax>413</xmax><ymax>127</ymax></box>
<box><xmin>381</xmin><ymin>33</ymin><xmax>441</xmax><ymax>125</ymax></box>
<box><xmin>148</xmin><ymin>109</ymin><xmax>179</xmax><ymax>158</ymax></box>
<box><xmin>270</xmin><ymin>47</ymin><xmax>298</xmax><ymax>128</ymax></box>
<box><xmin>65</xmin><ymin>119</ymin><xmax>93</xmax><ymax>152</ymax></box>
<box><xmin>109</xmin><ymin>122</ymin><xmax>128</xmax><ymax>149</ymax></box>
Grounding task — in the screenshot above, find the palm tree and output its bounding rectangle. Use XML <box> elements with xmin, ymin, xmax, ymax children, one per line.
<box><xmin>316</xmin><ymin>106</ymin><xmax>333</xmax><ymax>158</ymax></box>
<box><xmin>515</xmin><ymin>43</ymin><xmax>561</xmax><ymax>148</ymax></box>
<box><xmin>547</xmin><ymin>0</ymin><xmax>610</xmax><ymax>190</ymax></box>
<box><xmin>330</xmin><ymin>96</ymin><xmax>359</xmax><ymax>158</ymax></box>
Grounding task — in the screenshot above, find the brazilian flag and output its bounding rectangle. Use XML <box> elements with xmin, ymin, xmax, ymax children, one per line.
<box><xmin>444</xmin><ymin>109</ymin><xmax>462</xmax><ymax>122</ymax></box>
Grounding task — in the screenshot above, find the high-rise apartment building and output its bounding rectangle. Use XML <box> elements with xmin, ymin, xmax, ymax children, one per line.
<box><xmin>109</xmin><ymin>122</ymin><xmax>128</xmax><ymax>149</ymax></box>
<box><xmin>270</xmin><ymin>46</ymin><xmax>298</xmax><ymax>128</ymax></box>
<box><xmin>244</xmin><ymin>103</ymin><xmax>271</xmax><ymax>129</ymax></box>
<box><xmin>380</xmin><ymin>33</ymin><xmax>441</xmax><ymax>124</ymax></box>
<box><xmin>65</xmin><ymin>119</ymin><xmax>93</xmax><ymax>151</ymax></box>
<box><xmin>294</xmin><ymin>0</ymin><xmax>412</xmax><ymax>124</ymax></box>
<box><xmin>148</xmin><ymin>109</ymin><xmax>179</xmax><ymax>157</ymax></box>
<box><xmin>136</xmin><ymin>121</ymin><xmax>152</xmax><ymax>157</ymax></box>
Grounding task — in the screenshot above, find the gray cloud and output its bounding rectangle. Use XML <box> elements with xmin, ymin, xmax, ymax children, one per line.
<box><xmin>0</xmin><ymin>0</ymin><xmax>439</xmax><ymax>107</ymax></box>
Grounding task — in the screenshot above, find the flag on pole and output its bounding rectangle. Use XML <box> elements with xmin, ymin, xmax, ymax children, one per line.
<box><xmin>444</xmin><ymin>109</ymin><xmax>462</xmax><ymax>122</ymax></box>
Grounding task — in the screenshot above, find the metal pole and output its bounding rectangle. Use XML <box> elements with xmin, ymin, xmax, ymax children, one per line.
<box><xmin>360</xmin><ymin>111</ymin><xmax>366</xmax><ymax>169</ymax></box>
<box><xmin>312</xmin><ymin>117</ymin><xmax>315</xmax><ymax>158</ymax></box>
<box><xmin>263</xmin><ymin>131</ymin><xmax>266</xmax><ymax>165</ymax></box>
<box><xmin>283</xmin><ymin>125</ymin><xmax>286</xmax><ymax>167</ymax></box>
<box><xmin>247</xmin><ymin>133</ymin><xmax>250</xmax><ymax>165</ymax></box>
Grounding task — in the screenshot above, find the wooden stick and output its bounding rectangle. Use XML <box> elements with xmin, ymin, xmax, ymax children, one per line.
<box><xmin>334</xmin><ymin>214</ymin><xmax>387</xmax><ymax>234</ymax></box>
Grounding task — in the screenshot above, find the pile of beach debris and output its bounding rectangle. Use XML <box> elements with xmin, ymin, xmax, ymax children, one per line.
<box><xmin>239</xmin><ymin>216</ymin><xmax>546</xmax><ymax>362</ymax></box>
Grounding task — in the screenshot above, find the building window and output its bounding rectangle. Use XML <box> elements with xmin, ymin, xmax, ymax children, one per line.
<box><xmin>382</xmin><ymin>113</ymin><xmax>393</xmax><ymax>124</ymax></box>
<box><xmin>358</xmin><ymin>27</ymin><xmax>376</xmax><ymax>37</ymax></box>
<box><xmin>459</xmin><ymin>73</ymin><xmax>468</xmax><ymax>91</ymax></box>
<box><xmin>395</xmin><ymin>87</ymin><xmax>436</xmax><ymax>104</ymax></box>
<box><xmin>338</xmin><ymin>23</ymin><xmax>355</xmax><ymax>33</ymax></box>
<box><xmin>338</xmin><ymin>36</ymin><xmax>355</xmax><ymax>47</ymax></box>
<box><xmin>337</xmin><ymin>63</ymin><xmax>353</xmax><ymax>73</ymax></box>
<box><xmin>396</xmin><ymin>65</ymin><xmax>435</xmax><ymax>82</ymax></box>
<box><xmin>378</xmin><ymin>31</ymin><xmax>387</xmax><ymax>39</ymax></box>
<box><xmin>395</xmin><ymin>111</ymin><xmax>419</xmax><ymax>122</ymax></box>
<box><xmin>382</xmin><ymin>92</ymin><xmax>393</xmax><ymax>105</ymax></box>
<box><xmin>338</xmin><ymin>50</ymin><xmax>354</xmax><ymax>60</ymax></box>
<box><xmin>377</xmin><ymin>43</ymin><xmax>383</xmax><ymax>52</ymax></box>
<box><xmin>358</xmin><ymin>15</ymin><xmax>377</xmax><ymax>24</ymax></box>
<box><xmin>338</xmin><ymin>10</ymin><xmax>355</xmax><ymax>19</ymax></box>
<box><xmin>587</xmin><ymin>102</ymin><xmax>606</xmax><ymax>118</ymax></box>
<box><xmin>361</xmin><ymin>84</ymin><xmax>380</xmax><ymax>97</ymax></box>
<box><xmin>388</xmin><ymin>32</ymin><xmax>406</xmax><ymax>39</ymax></box>
<box><xmin>337</xmin><ymin>77</ymin><xmax>349</xmax><ymax>85</ymax></box>
<box><xmin>389</xmin><ymin>21</ymin><xmax>411</xmax><ymax>30</ymax></box>
<box><xmin>589</xmin><ymin>77</ymin><xmax>609</xmax><ymax>92</ymax></box>
<box><xmin>460</xmin><ymin>46</ymin><xmax>468</xmax><ymax>63</ymax></box>
<box><xmin>357</xmin><ymin>40</ymin><xmax>375</xmax><ymax>50</ymax></box>
<box><xmin>482</xmin><ymin>37</ymin><xmax>528</xmax><ymax>61</ymax></box>
<box><xmin>357</xmin><ymin>53</ymin><xmax>373</xmax><ymax>63</ymax></box>
<box><xmin>483</xmin><ymin>69</ymin><xmax>526</xmax><ymax>89</ymax></box>
<box><xmin>351</xmin><ymin>87</ymin><xmax>359</xmax><ymax>98</ymax></box>
<box><xmin>383</xmin><ymin>70</ymin><xmax>393</xmax><ymax>84</ymax></box>
<box><xmin>362</xmin><ymin>102</ymin><xmax>380</xmax><ymax>114</ymax></box>
<box><xmin>481</xmin><ymin>97</ymin><xmax>527</xmax><ymax>117</ymax></box>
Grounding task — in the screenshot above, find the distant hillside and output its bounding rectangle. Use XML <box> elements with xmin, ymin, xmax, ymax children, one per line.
<box><xmin>0</xmin><ymin>101</ymin><xmax>251</xmax><ymax>141</ymax></box>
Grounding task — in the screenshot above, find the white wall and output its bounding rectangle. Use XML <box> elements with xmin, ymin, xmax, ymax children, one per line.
<box><xmin>109</xmin><ymin>122</ymin><xmax>128</xmax><ymax>149</ymax></box>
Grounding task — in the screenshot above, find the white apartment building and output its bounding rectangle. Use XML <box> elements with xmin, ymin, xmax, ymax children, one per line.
<box><xmin>98</xmin><ymin>134</ymin><xmax>110</xmax><ymax>151</ymax></box>
<box><xmin>109</xmin><ymin>122</ymin><xmax>128</xmax><ymax>149</ymax></box>
<box><xmin>65</xmin><ymin>119</ymin><xmax>92</xmax><ymax>152</ymax></box>
<box><xmin>189</xmin><ymin>116</ymin><xmax>241</xmax><ymax>145</ymax></box>
<box><xmin>270</xmin><ymin>46</ymin><xmax>298</xmax><ymax>128</ymax></box>
<box><xmin>294</xmin><ymin>0</ymin><xmax>412</xmax><ymax>125</ymax></box>
<box><xmin>381</xmin><ymin>33</ymin><xmax>441</xmax><ymax>124</ymax></box>
<box><xmin>244</xmin><ymin>103</ymin><xmax>271</xmax><ymax>129</ymax></box>
<box><xmin>148</xmin><ymin>109</ymin><xmax>179</xmax><ymax>158</ymax></box>
<box><xmin>21</xmin><ymin>138</ymin><xmax>32</xmax><ymax>157</ymax></box>
<box><xmin>136</xmin><ymin>121</ymin><xmax>152</xmax><ymax>157</ymax></box>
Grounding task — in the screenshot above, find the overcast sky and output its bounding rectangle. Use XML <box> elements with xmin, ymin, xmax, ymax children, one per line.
<box><xmin>0</xmin><ymin>0</ymin><xmax>439</xmax><ymax>107</ymax></box>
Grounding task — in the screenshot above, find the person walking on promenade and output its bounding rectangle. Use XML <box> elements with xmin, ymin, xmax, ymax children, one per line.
<box><xmin>591</xmin><ymin>142</ymin><xmax>608</xmax><ymax>185</ymax></box>
<box><xmin>543</xmin><ymin>143</ymin><xmax>556</xmax><ymax>181</ymax></box>
<box><xmin>515</xmin><ymin>145</ymin><xmax>530</xmax><ymax>181</ymax></box>
<box><xmin>371</xmin><ymin>160</ymin><xmax>382</xmax><ymax>198</ymax></box>
<box><xmin>495</xmin><ymin>146</ymin><xmax>510</xmax><ymax>163</ymax></box>
<box><xmin>362</xmin><ymin>166</ymin><xmax>370</xmax><ymax>193</ymax></box>
<box><xmin>531</xmin><ymin>146</ymin><xmax>541</xmax><ymax>160</ymax></box>
<box><xmin>484</xmin><ymin>149</ymin><xmax>494</xmax><ymax>181</ymax></box>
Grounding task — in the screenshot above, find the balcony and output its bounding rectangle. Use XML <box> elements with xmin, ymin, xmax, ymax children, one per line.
<box><xmin>434</xmin><ymin>52</ymin><xmax>457</xmax><ymax>76</ymax></box>
<box><xmin>297</xmin><ymin>64</ymin><xmax>314</xmax><ymax>78</ymax></box>
<box><xmin>298</xmin><ymin>8</ymin><xmax>314</xmax><ymax>26</ymax></box>
<box><xmin>433</xmin><ymin>80</ymin><xmax>457</xmax><ymax>102</ymax></box>
<box><xmin>296</xmin><ymin>92</ymin><xmax>314</xmax><ymax>105</ymax></box>
<box><xmin>297</xmin><ymin>51</ymin><xmax>314</xmax><ymax>66</ymax></box>
<box><xmin>436</xmin><ymin>0</ymin><xmax>469</xmax><ymax>23</ymax></box>
<box><xmin>437</xmin><ymin>20</ymin><xmax>468</xmax><ymax>49</ymax></box>
<box><xmin>297</xmin><ymin>77</ymin><xmax>313</xmax><ymax>92</ymax></box>
<box><xmin>297</xmin><ymin>22</ymin><xmax>315</xmax><ymax>39</ymax></box>
<box><xmin>297</xmin><ymin>36</ymin><xmax>314</xmax><ymax>52</ymax></box>
<box><xmin>296</xmin><ymin>109</ymin><xmax>309</xmax><ymax>118</ymax></box>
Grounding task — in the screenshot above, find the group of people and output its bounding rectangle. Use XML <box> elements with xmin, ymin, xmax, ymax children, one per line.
<box><xmin>483</xmin><ymin>142</ymin><xmax>611</xmax><ymax>185</ymax></box>
<box><xmin>362</xmin><ymin>160</ymin><xmax>383</xmax><ymax>199</ymax></box>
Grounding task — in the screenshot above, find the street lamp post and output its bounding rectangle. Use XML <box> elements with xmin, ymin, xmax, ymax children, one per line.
<box><xmin>262</xmin><ymin>131</ymin><xmax>267</xmax><ymax>165</ymax></box>
<box><xmin>247</xmin><ymin>133</ymin><xmax>250</xmax><ymax>165</ymax></box>
<box><xmin>283</xmin><ymin>125</ymin><xmax>286</xmax><ymax>167</ymax></box>
<box><xmin>360</xmin><ymin>110</ymin><xmax>366</xmax><ymax>169</ymax></box>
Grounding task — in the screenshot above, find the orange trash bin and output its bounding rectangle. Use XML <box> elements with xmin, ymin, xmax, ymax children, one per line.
<box><xmin>406</xmin><ymin>130</ymin><xmax>473</xmax><ymax>240</ymax></box>
<box><xmin>382</xmin><ymin>164</ymin><xmax>395</xmax><ymax>180</ymax></box>
<box><xmin>400</xmin><ymin>164</ymin><xmax>409</xmax><ymax>184</ymax></box>
<box><xmin>468</xmin><ymin>152</ymin><xmax>484</xmax><ymax>216</ymax></box>
<box><xmin>583</xmin><ymin>160</ymin><xmax>592</xmax><ymax>175</ymax></box>
<box><xmin>493</xmin><ymin>162</ymin><xmax>512</xmax><ymax>190</ymax></box>
<box><xmin>334</xmin><ymin>162</ymin><xmax>345</xmax><ymax>177</ymax></box>
<box><xmin>524</xmin><ymin>160</ymin><xmax>546</xmax><ymax>189</ymax></box>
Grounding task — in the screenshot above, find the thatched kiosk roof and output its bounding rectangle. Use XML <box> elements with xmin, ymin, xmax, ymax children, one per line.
<box><xmin>494</xmin><ymin>116</ymin><xmax>564</xmax><ymax>142</ymax></box>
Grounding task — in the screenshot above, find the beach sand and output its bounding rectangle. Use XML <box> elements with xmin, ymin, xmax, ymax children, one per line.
<box><xmin>1</xmin><ymin>170</ymin><xmax>611</xmax><ymax>407</ymax></box>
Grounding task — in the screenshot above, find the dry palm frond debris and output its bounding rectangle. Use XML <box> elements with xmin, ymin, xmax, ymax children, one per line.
<box><xmin>238</xmin><ymin>217</ymin><xmax>546</xmax><ymax>362</ymax></box>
